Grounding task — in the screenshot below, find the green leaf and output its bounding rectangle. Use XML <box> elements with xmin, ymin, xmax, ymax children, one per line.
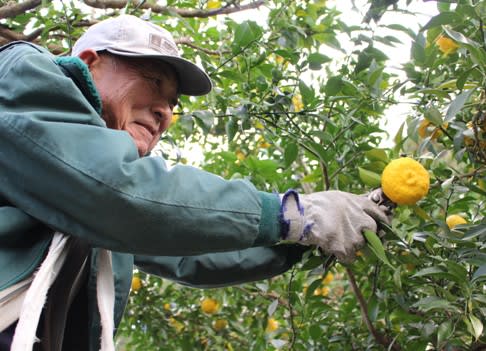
<box><xmin>365</xmin><ymin>148</ymin><xmax>389</xmax><ymax>163</ymax></box>
<box><xmin>412</xmin><ymin>296</ymin><xmax>460</xmax><ymax>313</ymax></box>
<box><xmin>412</xmin><ymin>205</ymin><xmax>432</xmax><ymax>221</ymax></box>
<box><xmin>305</xmin><ymin>278</ymin><xmax>323</xmax><ymax>300</ymax></box>
<box><xmin>225</xmin><ymin>118</ymin><xmax>238</xmax><ymax>142</ymax></box>
<box><xmin>424</xmin><ymin>106</ymin><xmax>443</xmax><ymax>126</ymax></box>
<box><xmin>283</xmin><ymin>143</ymin><xmax>298</xmax><ymax>168</ymax></box>
<box><xmin>421</xmin><ymin>12</ymin><xmax>461</xmax><ymax>31</ymax></box>
<box><xmin>442</xmin><ymin>26</ymin><xmax>479</xmax><ymax>47</ymax></box>
<box><xmin>394</xmin><ymin>122</ymin><xmax>405</xmax><ymax>150</ymax></box>
<box><xmin>358</xmin><ymin>167</ymin><xmax>381</xmax><ymax>187</ymax></box>
<box><xmin>267</xmin><ymin>299</ymin><xmax>278</xmax><ymax>316</ymax></box>
<box><xmin>471</xmin><ymin>264</ymin><xmax>486</xmax><ymax>283</ymax></box>
<box><xmin>437</xmin><ymin>320</ymin><xmax>452</xmax><ymax>346</ymax></box>
<box><xmin>411</xmin><ymin>33</ymin><xmax>426</xmax><ymax>64</ymax></box>
<box><xmin>301</xmin><ymin>255</ymin><xmax>324</xmax><ymax>271</ymax></box>
<box><xmin>324</xmin><ymin>76</ymin><xmax>343</xmax><ymax>96</ymax></box>
<box><xmin>232</xmin><ymin>21</ymin><xmax>263</xmax><ymax>54</ymax></box>
<box><xmin>309</xmin><ymin>325</ymin><xmax>322</xmax><ymax>339</ymax></box>
<box><xmin>444</xmin><ymin>261</ymin><xmax>468</xmax><ymax>285</ymax></box>
<box><xmin>393</xmin><ymin>265</ymin><xmax>402</xmax><ymax>289</ymax></box>
<box><xmin>363</xmin><ymin>230</ymin><xmax>393</xmax><ymax>268</ymax></box>
<box><xmin>299</xmin><ymin>79</ymin><xmax>315</xmax><ymax>105</ymax></box>
<box><xmin>467</xmin><ymin>183</ymin><xmax>486</xmax><ymax>197</ymax></box>
<box><xmin>444</xmin><ymin>89</ymin><xmax>475</xmax><ymax>122</ymax></box>
<box><xmin>413</xmin><ymin>266</ymin><xmax>445</xmax><ymax>278</ymax></box>
<box><xmin>192</xmin><ymin>110</ymin><xmax>214</xmax><ymax>132</ymax></box>
<box><xmin>246</xmin><ymin>158</ymin><xmax>279</xmax><ymax>179</ymax></box>
<box><xmin>468</xmin><ymin>315</ymin><xmax>484</xmax><ymax>340</ymax></box>
<box><xmin>462</xmin><ymin>224</ymin><xmax>486</xmax><ymax>240</ymax></box>
<box><xmin>385</xmin><ymin>24</ymin><xmax>416</xmax><ymax>39</ymax></box>
<box><xmin>307</xmin><ymin>52</ymin><xmax>331</xmax><ymax>70</ymax></box>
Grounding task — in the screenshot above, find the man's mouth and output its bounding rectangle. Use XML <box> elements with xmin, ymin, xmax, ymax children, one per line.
<box><xmin>135</xmin><ymin>122</ymin><xmax>156</xmax><ymax>137</ymax></box>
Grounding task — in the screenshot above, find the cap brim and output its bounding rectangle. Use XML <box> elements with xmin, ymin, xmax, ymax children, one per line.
<box><xmin>105</xmin><ymin>49</ymin><xmax>212</xmax><ymax>96</ymax></box>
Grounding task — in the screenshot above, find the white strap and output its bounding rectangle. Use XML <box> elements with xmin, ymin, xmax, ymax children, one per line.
<box><xmin>5</xmin><ymin>234</ymin><xmax>116</xmax><ymax>351</ymax></box>
<box><xmin>11</xmin><ymin>232</ymin><xmax>70</xmax><ymax>351</ymax></box>
<box><xmin>96</xmin><ymin>249</ymin><xmax>115</xmax><ymax>351</ymax></box>
<box><xmin>0</xmin><ymin>276</ymin><xmax>34</xmax><ymax>331</ymax></box>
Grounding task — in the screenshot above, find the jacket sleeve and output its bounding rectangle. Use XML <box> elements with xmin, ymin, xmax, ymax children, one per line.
<box><xmin>133</xmin><ymin>244</ymin><xmax>308</xmax><ymax>288</ymax></box>
<box><xmin>0</xmin><ymin>42</ymin><xmax>281</xmax><ymax>256</ymax></box>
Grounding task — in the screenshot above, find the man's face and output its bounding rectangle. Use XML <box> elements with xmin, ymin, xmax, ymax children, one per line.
<box><xmin>89</xmin><ymin>54</ymin><xmax>179</xmax><ymax>156</ymax></box>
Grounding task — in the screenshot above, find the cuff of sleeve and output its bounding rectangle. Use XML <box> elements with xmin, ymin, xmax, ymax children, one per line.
<box><xmin>254</xmin><ymin>191</ymin><xmax>282</xmax><ymax>246</ymax></box>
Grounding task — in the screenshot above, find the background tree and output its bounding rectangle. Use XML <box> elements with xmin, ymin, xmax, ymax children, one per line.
<box><xmin>1</xmin><ymin>0</ymin><xmax>484</xmax><ymax>350</ymax></box>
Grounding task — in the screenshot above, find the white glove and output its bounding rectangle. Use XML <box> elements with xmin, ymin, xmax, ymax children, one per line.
<box><xmin>280</xmin><ymin>189</ymin><xmax>390</xmax><ymax>263</ymax></box>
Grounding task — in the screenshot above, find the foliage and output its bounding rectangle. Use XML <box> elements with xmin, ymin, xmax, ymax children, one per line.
<box><xmin>2</xmin><ymin>0</ymin><xmax>485</xmax><ymax>350</ymax></box>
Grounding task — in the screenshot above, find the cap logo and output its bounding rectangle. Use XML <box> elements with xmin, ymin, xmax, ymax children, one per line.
<box><xmin>149</xmin><ymin>33</ymin><xmax>178</xmax><ymax>56</ymax></box>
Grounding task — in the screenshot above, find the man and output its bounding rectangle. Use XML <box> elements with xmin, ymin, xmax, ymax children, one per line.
<box><xmin>0</xmin><ymin>15</ymin><xmax>388</xmax><ymax>351</ymax></box>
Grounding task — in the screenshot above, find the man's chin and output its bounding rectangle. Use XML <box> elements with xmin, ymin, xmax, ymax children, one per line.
<box><xmin>136</xmin><ymin>142</ymin><xmax>150</xmax><ymax>157</ymax></box>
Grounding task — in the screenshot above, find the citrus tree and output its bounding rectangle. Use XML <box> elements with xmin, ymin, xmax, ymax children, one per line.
<box><xmin>2</xmin><ymin>0</ymin><xmax>484</xmax><ymax>350</ymax></box>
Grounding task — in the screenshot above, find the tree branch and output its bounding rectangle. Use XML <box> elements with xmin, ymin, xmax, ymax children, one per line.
<box><xmin>0</xmin><ymin>25</ymin><xmax>42</xmax><ymax>41</ymax></box>
<box><xmin>82</xmin><ymin>0</ymin><xmax>265</xmax><ymax>18</ymax></box>
<box><xmin>0</xmin><ymin>0</ymin><xmax>41</xmax><ymax>19</ymax></box>
<box><xmin>346</xmin><ymin>267</ymin><xmax>401</xmax><ymax>351</ymax></box>
<box><xmin>176</xmin><ymin>37</ymin><xmax>224</xmax><ymax>56</ymax></box>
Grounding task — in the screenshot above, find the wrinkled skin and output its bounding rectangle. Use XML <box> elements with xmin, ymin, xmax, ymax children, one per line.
<box><xmin>79</xmin><ymin>50</ymin><xmax>179</xmax><ymax>156</ymax></box>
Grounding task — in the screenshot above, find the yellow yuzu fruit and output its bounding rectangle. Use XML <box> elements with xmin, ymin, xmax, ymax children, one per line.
<box><xmin>213</xmin><ymin>319</ymin><xmax>228</xmax><ymax>331</ymax></box>
<box><xmin>405</xmin><ymin>263</ymin><xmax>415</xmax><ymax>272</ymax></box>
<box><xmin>446</xmin><ymin>214</ymin><xmax>467</xmax><ymax>229</ymax></box>
<box><xmin>292</xmin><ymin>94</ymin><xmax>304</xmax><ymax>112</ymax></box>
<box><xmin>206</xmin><ymin>0</ymin><xmax>220</xmax><ymax>9</ymax></box>
<box><xmin>436</xmin><ymin>35</ymin><xmax>459</xmax><ymax>55</ymax></box>
<box><xmin>266</xmin><ymin>318</ymin><xmax>279</xmax><ymax>333</ymax></box>
<box><xmin>201</xmin><ymin>298</ymin><xmax>219</xmax><ymax>314</ymax></box>
<box><xmin>322</xmin><ymin>272</ymin><xmax>334</xmax><ymax>285</ymax></box>
<box><xmin>381</xmin><ymin>157</ymin><xmax>430</xmax><ymax>205</ymax></box>
<box><xmin>131</xmin><ymin>276</ymin><xmax>142</xmax><ymax>291</ymax></box>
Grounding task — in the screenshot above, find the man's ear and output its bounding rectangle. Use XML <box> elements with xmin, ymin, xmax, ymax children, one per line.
<box><xmin>77</xmin><ymin>49</ymin><xmax>101</xmax><ymax>68</ymax></box>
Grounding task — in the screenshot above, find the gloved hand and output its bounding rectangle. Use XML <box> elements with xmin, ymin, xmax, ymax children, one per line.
<box><xmin>280</xmin><ymin>189</ymin><xmax>390</xmax><ymax>263</ymax></box>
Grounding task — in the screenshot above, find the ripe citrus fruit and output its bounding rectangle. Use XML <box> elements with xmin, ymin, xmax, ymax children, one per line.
<box><xmin>131</xmin><ymin>276</ymin><xmax>142</xmax><ymax>291</ymax></box>
<box><xmin>436</xmin><ymin>35</ymin><xmax>459</xmax><ymax>55</ymax></box>
<box><xmin>213</xmin><ymin>319</ymin><xmax>228</xmax><ymax>331</ymax></box>
<box><xmin>381</xmin><ymin>157</ymin><xmax>430</xmax><ymax>205</ymax></box>
<box><xmin>417</xmin><ymin>120</ymin><xmax>448</xmax><ymax>140</ymax></box>
<box><xmin>201</xmin><ymin>298</ymin><xmax>219</xmax><ymax>314</ymax></box>
<box><xmin>206</xmin><ymin>0</ymin><xmax>221</xmax><ymax>9</ymax></box>
<box><xmin>266</xmin><ymin>318</ymin><xmax>279</xmax><ymax>333</ymax></box>
<box><xmin>446</xmin><ymin>214</ymin><xmax>467</xmax><ymax>229</ymax></box>
<box><xmin>322</xmin><ymin>272</ymin><xmax>334</xmax><ymax>285</ymax></box>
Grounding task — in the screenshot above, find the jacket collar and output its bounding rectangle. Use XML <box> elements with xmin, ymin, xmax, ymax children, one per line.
<box><xmin>55</xmin><ymin>56</ymin><xmax>102</xmax><ymax>115</ymax></box>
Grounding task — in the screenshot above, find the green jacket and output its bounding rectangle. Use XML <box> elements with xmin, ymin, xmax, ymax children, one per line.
<box><xmin>0</xmin><ymin>41</ymin><xmax>306</xmax><ymax>350</ymax></box>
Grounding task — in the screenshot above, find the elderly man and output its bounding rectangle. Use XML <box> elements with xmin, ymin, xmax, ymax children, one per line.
<box><xmin>0</xmin><ymin>15</ymin><xmax>388</xmax><ymax>351</ymax></box>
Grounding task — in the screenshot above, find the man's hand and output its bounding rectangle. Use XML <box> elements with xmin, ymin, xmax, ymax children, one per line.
<box><xmin>280</xmin><ymin>190</ymin><xmax>390</xmax><ymax>263</ymax></box>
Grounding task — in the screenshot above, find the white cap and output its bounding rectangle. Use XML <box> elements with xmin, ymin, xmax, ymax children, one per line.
<box><xmin>72</xmin><ymin>15</ymin><xmax>212</xmax><ymax>96</ymax></box>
